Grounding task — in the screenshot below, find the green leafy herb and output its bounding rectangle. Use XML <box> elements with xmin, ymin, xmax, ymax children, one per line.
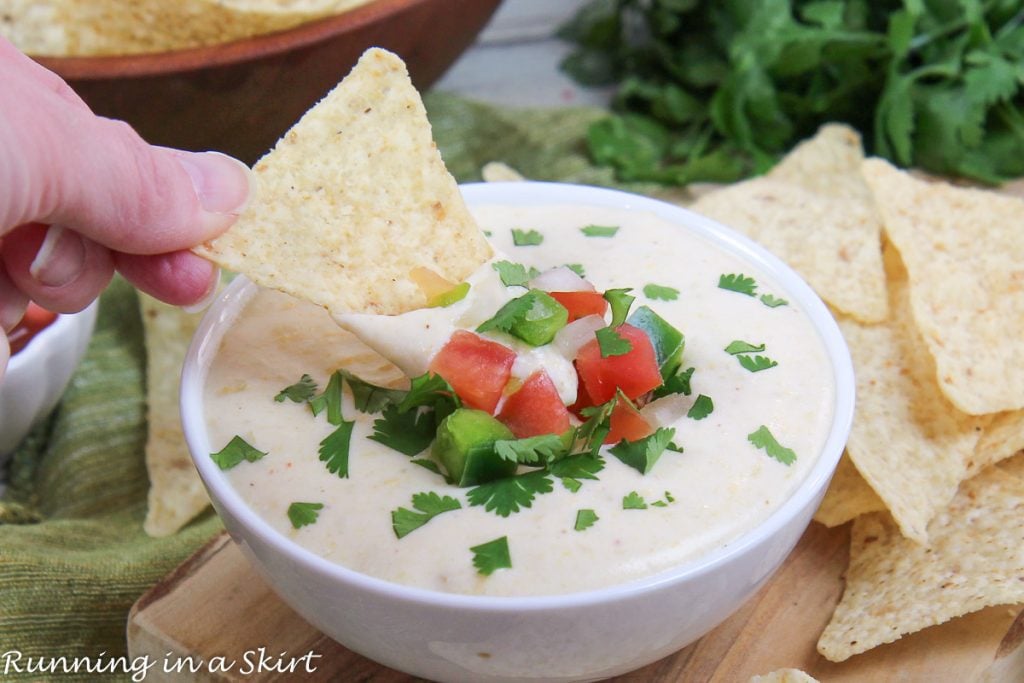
<box><xmin>580</xmin><ymin>224</ymin><xmax>620</xmax><ymax>237</ymax></box>
<box><xmin>467</xmin><ymin>470</ymin><xmax>554</xmax><ymax>517</ymax></box>
<box><xmin>748</xmin><ymin>425</ymin><xmax>797</xmax><ymax>466</ymax></box>
<box><xmin>397</xmin><ymin>372</ymin><xmax>461</xmax><ymax>418</ymax></box>
<box><xmin>309</xmin><ymin>371</ymin><xmax>345</xmax><ymax>425</ymax></box>
<box><xmin>642</xmin><ymin>284</ymin><xmax>679</xmax><ymax>301</ymax></box>
<box><xmin>738</xmin><ymin>355</ymin><xmax>779</xmax><ymax>373</ymax></box>
<box><xmin>319</xmin><ymin>421</ymin><xmax>354</xmax><ymax>478</ymax></box>
<box><xmin>470</xmin><ymin>536</ymin><xmax>512</xmax><ymax>575</ymax></box>
<box><xmin>725</xmin><ymin>340</ymin><xmax>766</xmax><ymax>355</ymax></box>
<box><xmin>391</xmin><ymin>492</ymin><xmax>462</xmax><ymax>539</ymax></box>
<box><xmin>274</xmin><ymin>374</ymin><xmax>317</xmax><ymax>403</ymax></box>
<box><xmin>512</xmin><ymin>228</ymin><xmax>544</xmax><ymax>246</ymax></box>
<box><xmin>565</xmin><ymin>263</ymin><xmax>587</xmax><ymax>278</ymax></box>
<box><xmin>574</xmin><ymin>509</ymin><xmax>599</xmax><ymax>531</ymax></box>
<box><xmin>476</xmin><ymin>289</ymin><xmax>568</xmax><ymax>346</ymax></box>
<box><xmin>595</xmin><ymin>326</ymin><xmax>633</xmax><ymax>358</ymax></box>
<box><xmin>475</xmin><ymin>294</ymin><xmax>535</xmax><ymax>335</ymax></box>
<box><xmin>652</xmin><ymin>491</ymin><xmax>676</xmax><ymax>507</ymax></box>
<box><xmin>653</xmin><ymin>366</ymin><xmax>694</xmax><ymax>399</ymax></box>
<box><xmin>411</xmin><ymin>458</ymin><xmax>443</xmax><ymax>475</ymax></box>
<box><xmin>287</xmin><ymin>502</ymin><xmax>324</xmax><ymax>529</ymax></box>
<box><xmin>493</xmin><ymin>260</ymin><xmax>540</xmax><ymax>287</ymax></box>
<box><xmin>429</xmin><ymin>282</ymin><xmax>471</xmax><ymax>308</ymax></box>
<box><xmin>572</xmin><ymin>398</ymin><xmax>617</xmax><ymax>457</ymax></box>
<box><xmin>369</xmin><ymin>404</ymin><xmax>436</xmax><ymax>456</ymax></box>
<box><xmin>603</xmin><ymin>288</ymin><xmax>635</xmax><ymax>326</ymax></box>
<box><xmin>622</xmin><ymin>491</ymin><xmax>647</xmax><ymax>510</ymax></box>
<box><xmin>210</xmin><ymin>436</ymin><xmax>266</xmax><ymax>470</ymax></box>
<box><xmin>549</xmin><ymin>452</ymin><xmax>605</xmax><ymax>482</ymax></box>
<box><xmin>760</xmin><ymin>293</ymin><xmax>788</xmax><ymax>308</ymax></box>
<box><xmin>609</xmin><ymin>427</ymin><xmax>676</xmax><ymax>474</ymax></box>
<box><xmin>667</xmin><ymin>441</ymin><xmax>684</xmax><ymax>453</ymax></box>
<box><xmin>718</xmin><ymin>273</ymin><xmax>757</xmax><ymax>296</ymax></box>
<box><xmin>494</xmin><ymin>433</ymin><xmax>570</xmax><ymax>466</ymax></box>
<box><xmin>561</xmin><ymin>478</ymin><xmax>583</xmax><ymax>493</ymax></box>
<box><xmin>687</xmin><ymin>394</ymin><xmax>714</xmax><ymax>420</ymax></box>
<box><xmin>337</xmin><ymin>370</ymin><xmax>405</xmax><ymax>414</ymax></box>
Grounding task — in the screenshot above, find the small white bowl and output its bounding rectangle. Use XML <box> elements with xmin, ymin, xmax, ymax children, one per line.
<box><xmin>182</xmin><ymin>182</ymin><xmax>854</xmax><ymax>681</ymax></box>
<box><xmin>0</xmin><ymin>302</ymin><xmax>98</xmax><ymax>459</ymax></box>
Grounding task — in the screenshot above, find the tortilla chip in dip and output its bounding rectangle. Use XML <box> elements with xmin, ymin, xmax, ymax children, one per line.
<box><xmin>194</xmin><ymin>48</ymin><xmax>492</xmax><ymax>316</ymax></box>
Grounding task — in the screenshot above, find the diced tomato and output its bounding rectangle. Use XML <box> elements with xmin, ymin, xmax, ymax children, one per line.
<box><xmin>574</xmin><ymin>323</ymin><xmax>662</xmax><ymax>405</ymax></box>
<box><xmin>8</xmin><ymin>303</ymin><xmax>58</xmax><ymax>355</ymax></box>
<box><xmin>605</xmin><ymin>399</ymin><xmax>654</xmax><ymax>444</ymax></box>
<box><xmin>429</xmin><ymin>330</ymin><xmax>516</xmax><ymax>413</ymax></box>
<box><xmin>548</xmin><ymin>291</ymin><xmax>608</xmax><ymax>323</ymax></box>
<box><xmin>497</xmin><ymin>370</ymin><xmax>570</xmax><ymax>438</ymax></box>
<box><xmin>568</xmin><ymin>369</ymin><xmax>595</xmax><ymax>417</ymax></box>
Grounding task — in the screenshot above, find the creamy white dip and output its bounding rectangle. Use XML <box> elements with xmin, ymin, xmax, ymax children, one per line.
<box><xmin>205</xmin><ymin>204</ymin><xmax>835</xmax><ymax>596</ymax></box>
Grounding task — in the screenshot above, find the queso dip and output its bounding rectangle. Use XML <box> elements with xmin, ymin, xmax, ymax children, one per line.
<box><xmin>204</xmin><ymin>203</ymin><xmax>835</xmax><ymax>596</ymax></box>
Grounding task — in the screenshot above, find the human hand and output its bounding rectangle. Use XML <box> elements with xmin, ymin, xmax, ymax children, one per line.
<box><xmin>0</xmin><ymin>38</ymin><xmax>252</xmax><ymax>376</ymax></box>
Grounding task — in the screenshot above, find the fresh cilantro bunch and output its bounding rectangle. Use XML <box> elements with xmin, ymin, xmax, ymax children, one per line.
<box><xmin>559</xmin><ymin>0</ymin><xmax>1024</xmax><ymax>184</ymax></box>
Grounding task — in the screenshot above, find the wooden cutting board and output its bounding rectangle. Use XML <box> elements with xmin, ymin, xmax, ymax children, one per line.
<box><xmin>126</xmin><ymin>522</ymin><xmax>1023</xmax><ymax>682</ymax></box>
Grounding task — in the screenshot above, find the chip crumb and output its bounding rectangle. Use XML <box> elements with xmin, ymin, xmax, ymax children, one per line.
<box><xmin>749</xmin><ymin>669</ymin><xmax>819</xmax><ymax>683</ymax></box>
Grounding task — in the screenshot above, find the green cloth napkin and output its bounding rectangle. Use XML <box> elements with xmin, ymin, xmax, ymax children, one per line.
<box><xmin>0</xmin><ymin>93</ymin><xmax>633</xmax><ymax>678</ymax></box>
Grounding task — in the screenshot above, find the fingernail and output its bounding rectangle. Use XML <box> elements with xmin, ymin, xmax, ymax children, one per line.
<box><xmin>29</xmin><ymin>225</ymin><xmax>85</xmax><ymax>288</ymax></box>
<box><xmin>0</xmin><ymin>265</ymin><xmax>29</xmax><ymax>332</ymax></box>
<box><xmin>174</xmin><ymin>151</ymin><xmax>253</xmax><ymax>216</ymax></box>
<box><xmin>181</xmin><ymin>267</ymin><xmax>221</xmax><ymax>314</ymax></box>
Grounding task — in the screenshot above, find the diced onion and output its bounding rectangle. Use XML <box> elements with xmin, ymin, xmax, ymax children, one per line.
<box><xmin>529</xmin><ymin>266</ymin><xmax>594</xmax><ymax>292</ymax></box>
<box><xmin>553</xmin><ymin>315</ymin><xmax>606</xmax><ymax>359</ymax></box>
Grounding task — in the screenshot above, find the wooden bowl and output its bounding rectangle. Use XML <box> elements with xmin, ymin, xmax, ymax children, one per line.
<box><xmin>34</xmin><ymin>0</ymin><xmax>502</xmax><ymax>164</ymax></box>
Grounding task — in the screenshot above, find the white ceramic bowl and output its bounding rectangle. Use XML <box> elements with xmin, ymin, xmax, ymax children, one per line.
<box><xmin>182</xmin><ymin>182</ymin><xmax>855</xmax><ymax>682</ymax></box>
<box><xmin>0</xmin><ymin>302</ymin><xmax>98</xmax><ymax>459</ymax></box>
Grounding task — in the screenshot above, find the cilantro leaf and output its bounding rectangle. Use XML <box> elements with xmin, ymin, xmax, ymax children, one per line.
<box><xmin>725</xmin><ymin>340</ymin><xmax>766</xmax><ymax>355</ymax></box>
<box><xmin>475</xmin><ymin>294</ymin><xmax>534</xmax><ymax>335</ymax></box>
<box><xmin>494</xmin><ymin>433</ymin><xmax>570</xmax><ymax>466</ymax></box>
<box><xmin>738</xmin><ymin>355</ymin><xmax>778</xmax><ymax>373</ymax></box>
<box><xmin>319</xmin><ymin>421</ymin><xmax>354</xmax><ymax>478</ymax></box>
<box><xmin>603</xmin><ymin>288</ymin><xmax>635</xmax><ymax>326</ymax></box>
<box><xmin>652</xmin><ymin>490</ymin><xmax>676</xmax><ymax>507</ymax></box>
<box><xmin>609</xmin><ymin>427</ymin><xmax>676</xmax><ymax>475</ymax></box>
<box><xmin>467</xmin><ymin>470</ymin><xmax>554</xmax><ymax>517</ymax></box>
<box><xmin>549</xmin><ymin>452</ymin><xmax>605</xmax><ymax>481</ymax></box>
<box><xmin>642</xmin><ymin>283</ymin><xmax>679</xmax><ymax>301</ymax></box>
<box><xmin>309</xmin><ymin>371</ymin><xmax>345</xmax><ymax>425</ymax></box>
<box><xmin>511</xmin><ymin>228</ymin><xmax>543</xmax><ymax>246</ymax></box>
<box><xmin>411</xmin><ymin>458</ymin><xmax>443</xmax><ymax>475</ymax></box>
<box><xmin>687</xmin><ymin>394</ymin><xmax>714</xmax><ymax>420</ymax></box>
<box><xmin>565</xmin><ymin>263</ymin><xmax>587</xmax><ymax>278</ymax></box>
<box><xmin>397</xmin><ymin>372</ymin><xmax>461</xmax><ymax>417</ymax></box>
<box><xmin>287</xmin><ymin>502</ymin><xmax>324</xmax><ymax>529</ymax></box>
<box><xmin>760</xmin><ymin>293</ymin><xmax>788</xmax><ymax>308</ymax></box>
<box><xmin>595</xmin><ymin>326</ymin><xmax>633</xmax><ymax>357</ymax></box>
<box><xmin>492</xmin><ymin>260</ymin><xmax>540</xmax><ymax>287</ymax></box>
<box><xmin>561</xmin><ymin>478</ymin><xmax>582</xmax><ymax>493</ymax></box>
<box><xmin>574</xmin><ymin>509</ymin><xmax>599</xmax><ymax>531</ymax></box>
<box><xmin>391</xmin><ymin>492</ymin><xmax>462</xmax><ymax>539</ymax></box>
<box><xmin>580</xmin><ymin>224</ymin><xmax>619</xmax><ymax>237</ymax></box>
<box><xmin>210</xmin><ymin>436</ymin><xmax>266</xmax><ymax>470</ymax></box>
<box><xmin>623</xmin><ymin>491</ymin><xmax>647</xmax><ymax>509</ymax></box>
<box><xmin>336</xmin><ymin>369</ymin><xmax>404</xmax><ymax>414</ymax></box>
<box><xmin>572</xmin><ymin>398</ymin><xmax>617</xmax><ymax>456</ymax></box>
<box><xmin>470</xmin><ymin>536</ymin><xmax>512</xmax><ymax>575</ymax></box>
<box><xmin>748</xmin><ymin>425</ymin><xmax>797</xmax><ymax>466</ymax></box>
<box><xmin>369</xmin><ymin>404</ymin><xmax>435</xmax><ymax>456</ymax></box>
<box><xmin>274</xmin><ymin>374</ymin><xmax>317</xmax><ymax>403</ymax></box>
<box><xmin>653</xmin><ymin>366</ymin><xmax>694</xmax><ymax>399</ymax></box>
<box><xmin>718</xmin><ymin>273</ymin><xmax>757</xmax><ymax>296</ymax></box>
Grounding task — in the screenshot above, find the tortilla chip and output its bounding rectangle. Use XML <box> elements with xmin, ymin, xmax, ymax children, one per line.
<box><xmin>862</xmin><ymin>159</ymin><xmax>1024</xmax><ymax>415</ymax></box>
<box><xmin>481</xmin><ymin>161</ymin><xmax>525</xmax><ymax>183</ymax></box>
<box><xmin>838</xmin><ymin>246</ymin><xmax>987</xmax><ymax>543</ymax></box>
<box><xmin>817</xmin><ymin>465</ymin><xmax>1024</xmax><ymax>662</ymax></box>
<box><xmin>692</xmin><ymin>124</ymin><xmax>887</xmax><ymax>323</ymax></box>
<box><xmin>194</xmin><ymin>48</ymin><xmax>491</xmax><ymax>316</ymax></box>
<box><xmin>749</xmin><ymin>669</ymin><xmax>819</xmax><ymax>683</ymax></box>
<box><xmin>140</xmin><ymin>294</ymin><xmax>210</xmax><ymax>537</ymax></box>
<box><xmin>967</xmin><ymin>410</ymin><xmax>1024</xmax><ymax>479</ymax></box>
<box><xmin>813</xmin><ymin>453</ymin><xmax>886</xmax><ymax>527</ymax></box>
<box><xmin>998</xmin><ymin>451</ymin><xmax>1024</xmax><ymax>481</ymax></box>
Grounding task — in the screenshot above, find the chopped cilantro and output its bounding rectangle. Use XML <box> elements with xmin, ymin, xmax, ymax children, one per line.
<box><xmin>574</xmin><ymin>509</ymin><xmax>599</xmax><ymax>531</ymax></box>
<box><xmin>475</xmin><ymin>294</ymin><xmax>534</xmax><ymax>335</ymax></box>
<box><xmin>580</xmin><ymin>224</ymin><xmax>619</xmax><ymax>237</ymax></box>
<box><xmin>609</xmin><ymin>427</ymin><xmax>676</xmax><ymax>475</ymax></box>
<box><xmin>748</xmin><ymin>425</ymin><xmax>797</xmax><ymax>466</ymax></box>
<box><xmin>561</xmin><ymin>477</ymin><xmax>583</xmax><ymax>493</ymax></box>
<box><xmin>738</xmin><ymin>355</ymin><xmax>778</xmax><ymax>373</ymax></box>
<box><xmin>603</xmin><ymin>288</ymin><xmax>635</xmax><ymax>326</ymax></box>
<box><xmin>760</xmin><ymin>293</ymin><xmax>788</xmax><ymax>308</ymax></box>
<box><xmin>724</xmin><ymin>340</ymin><xmax>766</xmax><ymax>355</ymax></box>
<box><xmin>470</xmin><ymin>536</ymin><xmax>512</xmax><ymax>575</ymax></box>
<box><xmin>467</xmin><ymin>470</ymin><xmax>554</xmax><ymax>517</ymax></box>
<box><xmin>319</xmin><ymin>421</ymin><xmax>354</xmax><ymax>478</ymax></box>
<box><xmin>391</xmin><ymin>492</ymin><xmax>462</xmax><ymax>539</ymax></box>
<box><xmin>565</xmin><ymin>263</ymin><xmax>586</xmax><ymax>278</ymax></box>
<box><xmin>642</xmin><ymin>283</ymin><xmax>679</xmax><ymax>301</ymax></box>
<box><xmin>572</xmin><ymin>399</ymin><xmax>617</xmax><ymax>457</ymax></box>
<box><xmin>337</xmin><ymin>369</ymin><xmax>404</xmax><ymax>414</ymax></box>
<box><xmin>667</xmin><ymin>441</ymin><xmax>684</xmax><ymax>453</ymax></box>
<box><xmin>397</xmin><ymin>372</ymin><xmax>461</xmax><ymax>418</ymax></box>
<box><xmin>622</xmin><ymin>491</ymin><xmax>647</xmax><ymax>509</ymax></box>
<box><xmin>652</xmin><ymin>366</ymin><xmax>694</xmax><ymax>399</ymax></box>
<box><xmin>429</xmin><ymin>282</ymin><xmax>471</xmax><ymax>308</ymax></box>
<box><xmin>687</xmin><ymin>394</ymin><xmax>714</xmax><ymax>420</ymax></box>
<box><xmin>483</xmin><ymin>230</ymin><xmax>493</xmax><ymax>237</ymax></box>
<box><xmin>595</xmin><ymin>326</ymin><xmax>633</xmax><ymax>358</ymax></box>
<box><xmin>511</xmin><ymin>228</ymin><xmax>543</xmax><ymax>246</ymax></box>
<box><xmin>369</xmin><ymin>404</ymin><xmax>435</xmax><ymax>456</ymax></box>
<box><xmin>210</xmin><ymin>436</ymin><xmax>266</xmax><ymax>470</ymax></box>
<box><xmin>549</xmin><ymin>452</ymin><xmax>605</xmax><ymax>482</ymax></box>
<box><xmin>411</xmin><ymin>458</ymin><xmax>443</xmax><ymax>475</ymax></box>
<box><xmin>287</xmin><ymin>502</ymin><xmax>324</xmax><ymax>529</ymax></box>
<box><xmin>651</xmin><ymin>490</ymin><xmax>675</xmax><ymax>507</ymax></box>
<box><xmin>274</xmin><ymin>374</ymin><xmax>317</xmax><ymax>403</ymax></box>
<box><xmin>492</xmin><ymin>260</ymin><xmax>539</xmax><ymax>287</ymax></box>
<box><xmin>309</xmin><ymin>371</ymin><xmax>345</xmax><ymax>425</ymax></box>
<box><xmin>494</xmin><ymin>433</ymin><xmax>570</xmax><ymax>466</ymax></box>
<box><xmin>718</xmin><ymin>273</ymin><xmax>757</xmax><ymax>296</ymax></box>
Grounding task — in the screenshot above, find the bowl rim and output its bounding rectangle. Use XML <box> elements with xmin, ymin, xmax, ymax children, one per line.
<box><xmin>181</xmin><ymin>180</ymin><xmax>855</xmax><ymax>612</ymax></box>
<box><xmin>6</xmin><ymin>300</ymin><xmax>99</xmax><ymax>376</ymax></box>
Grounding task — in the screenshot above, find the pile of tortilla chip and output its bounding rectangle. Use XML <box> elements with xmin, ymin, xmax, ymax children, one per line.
<box><xmin>691</xmin><ymin>126</ymin><xmax>1024</xmax><ymax>662</ymax></box>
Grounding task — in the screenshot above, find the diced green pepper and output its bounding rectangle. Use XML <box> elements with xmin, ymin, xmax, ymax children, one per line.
<box><xmin>627</xmin><ymin>305</ymin><xmax>685</xmax><ymax>380</ymax></box>
<box><xmin>510</xmin><ymin>290</ymin><xmax>569</xmax><ymax>346</ymax></box>
<box><xmin>432</xmin><ymin>409</ymin><xmax>517</xmax><ymax>486</ymax></box>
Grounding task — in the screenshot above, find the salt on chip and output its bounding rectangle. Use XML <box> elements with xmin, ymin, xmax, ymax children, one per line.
<box><xmin>749</xmin><ymin>669</ymin><xmax>819</xmax><ymax>683</ymax></box>
<box><xmin>194</xmin><ymin>48</ymin><xmax>492</xmax><ymax>316</ymax></box>
<box><xmin>817</xmin><ymin>465</ymin><xmax>1024</xmax><ymax>662</ymax></box>
<box><xmin>862</xmin><ymin>158</ymin><xmax>1024</xmax><ymax>415</ymax></box>
<box><xmin>813</xmin><ymin>453</ymin><xmax>886</xmax><ymax>527</ymax></box>
<box><xmin>692</xmin><ymin>124</ymin><xmax>887</xmax><ymax>323</ymax></box>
